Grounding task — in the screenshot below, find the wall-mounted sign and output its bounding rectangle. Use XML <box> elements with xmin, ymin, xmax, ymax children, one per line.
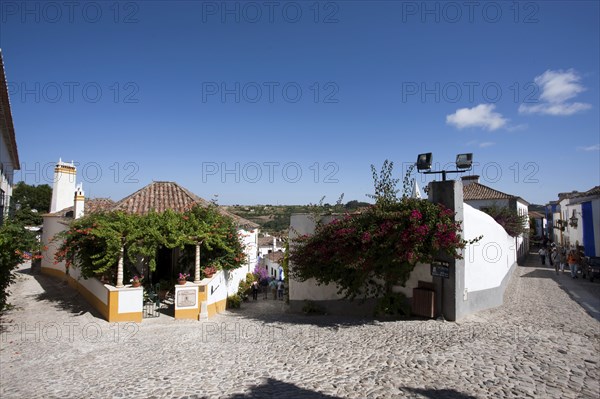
<box><xmin>431</xmin><ymin>263</ymin><xmax>450</xmax><ymax>279</ymax></box>
<box><xmin>176</xmin><ymin>289</ymin><xmax>197</xmax><ymax>308</ymax></box>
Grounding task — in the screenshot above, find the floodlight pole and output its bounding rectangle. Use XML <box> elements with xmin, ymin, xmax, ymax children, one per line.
<box><xmin>421</xmin><ymin>168</ymin><xmax>471</xmax><ymax>181</ymax></box>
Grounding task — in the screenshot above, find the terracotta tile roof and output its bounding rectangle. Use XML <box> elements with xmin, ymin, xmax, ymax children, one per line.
<box><xmin>0</xmin><ymin>50</ymin><xmax>20</xmax><ymax>168</ymax></box>
<box><xmin>44</xmin><ymin>181</ymin><xmax>259</xmax><ymax>229</ymax></box>
<box><xmin>112</xmin><ymin>181</ymin><xmax>209</xmax><ymax>214</ymax></box>
<box><xmin>578</xmin><ymin>186</ymin><xmax>600</xmax><ymax>198</ymax></box>
<box><xmin>258</xmin><ymin>236</ymin><xmax>282</xmax><ymax>247</ymax></box>
<box><xmin>463</xmin><ymin>183</ymin><xmax>516</xmax><ymax>201</ymax></box>
<box><xmin>112</xmin><ymin>181</ymin><xmax>258</xmax><ymax>229</ymax></box>
<box><xmin>266</xmin><ymin>251</ymin><xmax>284</xmax><ymax>263</ymax></box>
<box><xmin>86</xmin><ymin>198</ymin><xmax>117</xmax><ymax>213</ymax></box>
<box><xmin>45</xmin><ymin>198</ymin><xmax>115</xmax><ymax>217</ymax></box>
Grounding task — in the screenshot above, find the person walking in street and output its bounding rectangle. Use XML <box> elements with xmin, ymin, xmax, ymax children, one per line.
<box><xmin>568</xmin><ymin>249</ymin><xmax>580</xmax><ymax>279</ymax></box>
<box><xmin>251</xmin><ymin>280</ymin><xmax>259</xmax><ymax>300</ymax></box>
<box><xmin>559</xmin><ymin>246</ymin><xmax>567</xmax><ymax>273</ymax></box>
<box><xmin>538</xmin><ymin>247</ymin><xmax>547</xmax><ymax>265</ymax></box>
<box><xmin>261</xmin><ymin>277</ymin><xmax>269</xmax><ymax>299</ymax></box>
<box><xmin>269</xmin><ymin>278</ymin><xmax>277</xmax><ymax>300</ymax></box>
<box><xmin>551</xmin><ymin>247</ymin><xmax>559</xmax><ymax>275</ymax></box>
<box><xmin>277</xmin><ymin>280</ymin><xmax>284</xmax><ymax>300</ymax></box>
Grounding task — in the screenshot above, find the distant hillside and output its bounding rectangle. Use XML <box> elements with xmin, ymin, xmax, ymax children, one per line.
<box><xmin>224</xmin><ymin>201</ymin><xmax>371</xmax><ymax>235</ymax></box>
<box><xmin>528</xmin><ymin>204</ymin><xmax>546</xmax><ymax>213</ymax></box>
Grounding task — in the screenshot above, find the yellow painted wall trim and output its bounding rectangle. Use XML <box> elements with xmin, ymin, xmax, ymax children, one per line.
<box><xmin>40</xmin><ymin>266</ymin><xmax>68</xmax><ymax>280</ymax></box>
<box><xmin>175</xmin><ymin>307</ymin><xmax>200</xmax><ymax>320</ymax></box>
<box><xmin>207</xmin><ymin>298</ymin><xmax>227</xmax><ymax>318</ymax></box>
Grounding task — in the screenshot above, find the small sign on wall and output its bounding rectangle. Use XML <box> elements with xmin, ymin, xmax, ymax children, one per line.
<box><xmin>176</xmin><ymin>289</ymin><xmax>197</xmax><ymax>308</ymax></box>
<box><xmin>431</xmin><ymin>262</ymin><xmax>450</xmax><ymax>279</ymax></box>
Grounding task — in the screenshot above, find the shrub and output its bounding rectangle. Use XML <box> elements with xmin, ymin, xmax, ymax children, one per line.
<box><xmin>226</xmin><ymin>294</ymin><xmax>242</xmax><ymax>309</ymax></box>
<box><xmin>0</xmin><ymin>222</ymin><xmax>40</xmax><ymax>311</ymax></box>
<box><xmin>302</xmin><ymin>301</ymin><xmax>326</xmax><ymax>315</ymax></box>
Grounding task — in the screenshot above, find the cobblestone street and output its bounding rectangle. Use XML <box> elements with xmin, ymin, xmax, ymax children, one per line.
<box><xmin>1</xmin><ymin>255</ymin><xmax>599</xmax><ymax>399</ymax></box>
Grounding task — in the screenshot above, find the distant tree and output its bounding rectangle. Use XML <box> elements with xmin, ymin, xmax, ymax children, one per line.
<box><xmin>344</xmin><ymin>200</ymin><xmax>371</xmax><ymax>210</ymax></box>
<box><xmin>11</xmin><ymin>182</ymin><xmax>52</xmax><ymax>226</ymax></box>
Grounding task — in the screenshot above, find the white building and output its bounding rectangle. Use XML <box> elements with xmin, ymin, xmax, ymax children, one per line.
<box><xmin>258</xmin><ymin>234</ymin><xmax>284</xmax><ymax>257</ymax></box>
<box><xmin>548</xmin><ymin>187</ymin><xmax>600</xmax><ymax>256</ymax></box>
<box><xmin>264</xmin><ymin>251</ymin><xmax>284</xmax><ymax>280</ymax></box>
<box><xmin>462</xmin><ymin>175</ymin><xmax>530</xmax><ymax>261</ymax></box>
<box><xmin>40</xmin><ymin>161</ymin><xmax>260</xmax><ymax>322</ymax></box>
<box><xmin>0</xmin><ymin>50</ymin><xmax>20</xmax><ymax>225</ymax></box>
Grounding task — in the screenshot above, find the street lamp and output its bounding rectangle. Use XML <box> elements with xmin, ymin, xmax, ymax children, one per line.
<box><xmin>416</xmin><ymin>152</ymin><xmax>473</xmax><ymax>181</ymax></box>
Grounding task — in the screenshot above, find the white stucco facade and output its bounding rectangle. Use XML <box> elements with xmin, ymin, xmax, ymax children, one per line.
<box><xmin>463</xmin><ymin>203</ymin><xmax>517</xmax><ymax>293</ymax></box>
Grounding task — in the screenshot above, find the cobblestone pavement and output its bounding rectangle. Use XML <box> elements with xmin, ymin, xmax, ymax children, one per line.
<box><xmin>1</xmin><ymin>255</ymin><xmax>599</xmax><ymax>399</ymax></box>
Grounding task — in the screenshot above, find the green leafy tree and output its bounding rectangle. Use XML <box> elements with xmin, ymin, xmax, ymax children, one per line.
<box><xmin>55</xmin><ymin>205</ymin><xmax>246</xmax><ymax>282</ymax></box>
<box><xmin>11</xmin><ymin>182</ymin><xmax>52</xmax><ymax>225</ymax></box>
<box><xmin>0</xmin><ymin>222</ymin><xmax>40</xmax><ymax>311</ymax></box>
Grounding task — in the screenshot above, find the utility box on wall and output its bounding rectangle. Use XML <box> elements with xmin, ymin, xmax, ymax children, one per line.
<box><xmin>411</xmin><ymin>281</ymin><xmax>435</xmax><ymax>318</ymax></box>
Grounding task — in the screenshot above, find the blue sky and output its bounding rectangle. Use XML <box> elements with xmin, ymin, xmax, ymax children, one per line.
<box><xmin>1</xmin><ymin>1</ymin><xmax>598</xmax><ymax>205</ymax></box>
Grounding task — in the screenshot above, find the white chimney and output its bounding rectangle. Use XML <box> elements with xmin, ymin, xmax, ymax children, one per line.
<box><xmin>74</xmin><ymin>183</ymin><xmax>85</xmax><ymax>219</ymax></box>
<box><xmin>461</xmin><ymin>175</ymin><xmax>480</xmax><ymax>187</ymax></box>
<box><xmin>273</xmin><ymin>236</ymin><xmax>277</xmax><ymax>250</ymax></box>
<box><xmin>50</xmin><ymin>159</ymin><xmax>77</xmax><ymax>213</ymax></box>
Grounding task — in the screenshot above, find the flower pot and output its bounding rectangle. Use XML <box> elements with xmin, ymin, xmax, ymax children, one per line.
<box><xmin>177</xmin><ymin>279</ymin><xmax>187</xmax><ymax>285</ymax></box>
<box><xmin>132</xmin><ymin>281</ymin><xmax>141</xmax><ymax>288</ymax></box>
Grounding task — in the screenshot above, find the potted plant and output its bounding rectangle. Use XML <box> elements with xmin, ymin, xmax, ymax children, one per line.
<box><xmin>131</xmin><ymin>275</ymin><xmax>143</xmax><ymax>288</ymax></box>
<box><xmin>177</xmin><ymin>273</ymin><xmax>190</xmax><ymax>285</ymax></box>
<box><xmin>203</xmin><ymin>266</ymin><xmax>217</xmax><ymax>278</ymax></box>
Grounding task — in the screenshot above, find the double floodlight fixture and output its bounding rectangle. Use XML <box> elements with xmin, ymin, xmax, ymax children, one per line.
<box><xmin>416</xmin><ymin>152</ymin><xmax>473</xmax><ymax>181</ymax></box>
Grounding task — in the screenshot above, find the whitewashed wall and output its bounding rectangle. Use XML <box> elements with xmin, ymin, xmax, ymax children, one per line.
<box><xmin>69</xmin><ymin>265</ymin><xmax>108</xmax><ymax>305</ymax></box>
<box><xmin>41</xmin><ymin>215</ymin><xmax>68</xmax><ymax>273</ymax></box>
<box><xmin>239</xmin><ymin>227</ymin><xmax>258</xmax><ymax>274</ymax></box>
<box><xmin>564</xmin><ymin>203</ymin><xmax>584</xmax><ymax>248</ymax></box>
<box><xmin>265</xmin><ymin>257</ymin><xmax>283</xmax><ymax>279</ymax></box>
<box><xmin>289</xmin><ymin>214</ymin><xmax>346</xmax><ymax>302</ymax></box>
<box><xmin>207</xmin><ymin>270</ymin><xmax>229</xmax><ymax>304</ymax></box>
<box><xmin>463</xmin><ymin>203</ymin><xmax>516</xmax><ymax>293</ymax></box>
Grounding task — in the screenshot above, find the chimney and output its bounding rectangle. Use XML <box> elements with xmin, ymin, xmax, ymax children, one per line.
<box><xmin>461</xmin><ymin>175</ymin><xmax>479</xmax><ymax>187</ymax></box>
<box><xmin>273</xmin><ymin>236</ymin><xmax>277</xmax><ymax>250</ymax></box>
<box><xmin>74</xmin><ymin>183</ymin><xmax>85</xmax><ymax>219</ymax></box>
<box><xmin>50</xmin><ymin>158</ymin><xmax>77</xmax><ymax>213</ymax></box>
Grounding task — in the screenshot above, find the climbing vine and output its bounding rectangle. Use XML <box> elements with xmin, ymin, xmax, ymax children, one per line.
<box><xmin>54</xmin><ymin>205</ymin><xmax>246</xmax><ymax>280</ymax></box>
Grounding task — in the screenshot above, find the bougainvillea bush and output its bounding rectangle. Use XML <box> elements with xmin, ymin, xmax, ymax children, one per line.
<box><xmin>290</xmin><ymin>160</ymin><xmax>480</xmax><ymax>315</ymax></box>
<box><xmin>290</xmin><ymin>198</ymin><xmax>468</xmax><ymax>300</ymax></box>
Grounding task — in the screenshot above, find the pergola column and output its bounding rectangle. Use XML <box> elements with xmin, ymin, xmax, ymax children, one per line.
<box><xmin>116</xmin><ymin>245</ymin><xmax>125</xmax><ymax>288</ymax></box>
<box><xmin>193</xmin><ymin>242</ymin><xmax>201</xmax><ymax>283</ymax></box>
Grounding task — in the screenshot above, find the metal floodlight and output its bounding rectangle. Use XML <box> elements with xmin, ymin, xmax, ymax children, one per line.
<box><xmin>416</xmin><ymin>152</ymin><xmax>475</xmax><ymax>181</ymax></box>
<box><xmin>416</xmin><ymin>153</ymin><xmax>432</xmax><ymax>171</ymax></box>
<box><xmin>455</xmin><ymin>153</ymin><xmax>473</xmax><ymax>170</ymax></box>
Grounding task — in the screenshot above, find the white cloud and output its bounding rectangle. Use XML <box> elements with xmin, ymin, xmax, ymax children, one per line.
<box><xmin>465</xmin><ymin>140</ymin><xmax>495</xmax><ymax>148</ymax></box>
<box><xmin>446</xmin><ymin>104</ymin><xmax>507</xmax><ymax>131</ymax></box>
<box><xmin>577</xmin><ymin>144</ymin><xmax>600</xmax><ymax>152</ymax></box>
<box><xmin>519</xmin><ymin>102</ymin><xmax>591</xmax><ymax>116</ymax></box>
<box><xmin>519</xmin><ymin>69</ymin><xmax>591</xmax><ymax>116</ymax></box>
<box><xmin>537</xmin><ymin>69</ymin><xmax>586</xmax><ymax>103</ymax></box>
